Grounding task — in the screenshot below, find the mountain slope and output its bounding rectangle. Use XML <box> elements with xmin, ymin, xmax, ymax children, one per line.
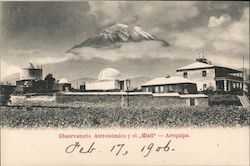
<box><xmin>69</xmin><ymin>77</ymin><xmax>97</xmax><ymax>89</ymax></box>
<box><xmin>69</xmin><ymin>23</ymin><xmax>170</xmax><ymax>49</ymax></box>
<box><xmin>128</xmin><ymin>77</ymin><xmax>152</xmax><ymax>90</ymax></box>
<box><xmin>1</xmin><ymin>73</ymin><xmax>19</xmax><ymax>85</ymax></box>
<box><xmin>43</xmin><ymin>58</ymin><xmax>192</xmax><ymax>82</ymax></box>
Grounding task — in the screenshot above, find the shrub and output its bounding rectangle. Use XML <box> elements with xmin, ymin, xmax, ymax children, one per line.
<box><xmin>208</xmin><ymin>94</ymin><xmax>241</xmax><ymax>106</ymax></box>
<box><xmin>0</xmin><ymin>105</ymin><xmax>249</xmax><ymax>128</ymax></box>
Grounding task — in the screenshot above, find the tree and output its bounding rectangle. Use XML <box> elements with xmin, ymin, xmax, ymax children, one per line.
<box><xmin>45</xmin><ymin>74</ymin><xmax>56</xmax><ymax>90</ymax></box>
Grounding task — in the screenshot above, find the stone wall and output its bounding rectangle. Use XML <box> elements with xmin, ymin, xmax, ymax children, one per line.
<box><xmin>195</xmin><ymin>98</ymin><xmax>209</xmax><ymax>107</ymax></box>
<box><xmin>56</xmin><ymin>94</ymin><xmax>122</xmax><ymax>107</ymax></box>
<box><xmin>0</xmin><ymin>94</ymin><xmax>10</xmax><ymax>106</ymax></box>
<box><xmin>56</xmin><ymin>93</ymin><xmax>208</xmax><ymax>108</ymax></box>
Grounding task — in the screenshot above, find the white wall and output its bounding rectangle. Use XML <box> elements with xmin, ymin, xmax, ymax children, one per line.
<box><xmin>85</xmin><ymin>80</ymin><xmax>120</xmax><ymax>91</ymax></box>
<box><xmin>176</xmin><ymin>68</ymin><xmax>216</xmax><ymax>91</ymax></box>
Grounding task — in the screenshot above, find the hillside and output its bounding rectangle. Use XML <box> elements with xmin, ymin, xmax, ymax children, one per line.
<box><xmin>68</xmin><ymin>23</ymin><xmax>169</xmax><ymax>49</ymax></box>
<box><xmin>70</xmin><ymin>77</ymin><xmax>97</xmax><ymax>89</ymax></box>
<box><xmin>1</xmin><ymin>73</ymin><xmax>19</xmax><ymax>85</ymax></box>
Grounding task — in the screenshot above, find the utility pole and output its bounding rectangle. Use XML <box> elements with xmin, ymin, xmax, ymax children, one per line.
<box><xmin>0</xmin><ymin>48</ymin><xmax>2</xmax><ymax>84</ymax></box>
<box><xmin>243</xmin><ymin>56</ymin><xmax>244</xmax><ymax>94</ymax></box>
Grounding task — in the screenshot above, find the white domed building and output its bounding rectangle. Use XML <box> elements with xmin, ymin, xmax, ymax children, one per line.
<box><xmin>84</xmin><ymin>68</ymin><xmax>130</xmax><ymax>92</ymax></box>
<box><xmin>57</xmin><ymin>78</ymin><xmax>71</xmax><ymax>91</ymax></box>
<box><xmin>98</xmin><ymin>68</ymin><xmax>121</xmax><ymax>81</ymax></box>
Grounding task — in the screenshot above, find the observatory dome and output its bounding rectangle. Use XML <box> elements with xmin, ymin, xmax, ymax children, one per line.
<box><xmin>98</xmin><ymin>68</ymin><xmax>121</xmax><ymax>80</ymax></box>
<box><xmin>58</xmin><ymin>78</ymin><xmax>69</xmax><ymax>84</ymax></box>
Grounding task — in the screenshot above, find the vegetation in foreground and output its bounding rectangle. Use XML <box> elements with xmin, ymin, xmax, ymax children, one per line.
<box><xmin>0</xmin><ymin>105</ymin><xmax>249</xmax><ymax>128</ymax></box>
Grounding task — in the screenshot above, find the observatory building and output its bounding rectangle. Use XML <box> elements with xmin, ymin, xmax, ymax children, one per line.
<box><xmin>57</xmin><ymin>78</ymin><xmax>71</xmax><ymax>91</ymax></box>
<box><xmin>83</xmin><ymin>68</ymin><xmax>130</xmax><ymax>91</ymax></box>
<box><xmin>20</xmin><ymin>63</ymin><xmax>43</xmax><ymax>80</ymax></box>
<box><xmin>176</xmin><ymin>58</ymin><xmax>243</xmax><ymax>92</ymax></box>
<box><xmin>16</xmin><ymin>63</ymin><xmax>46</xmax><ymax>93</ymax></box>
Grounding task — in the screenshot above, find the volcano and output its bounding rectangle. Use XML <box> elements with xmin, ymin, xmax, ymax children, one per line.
<box><xmin>68</xmin><ymin>23</ymin><xmax>170</xmax><ymax>50</ymax></box>
<box><xmin>13</xmin><ymin>23</ymin><xmax>181</xmax><ymax>84</ymax></box>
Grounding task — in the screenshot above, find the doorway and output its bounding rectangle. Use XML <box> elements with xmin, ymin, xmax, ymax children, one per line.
<box><xmin>190</xmin><ymin>98</ymin><xmax>195</xmax><ymax>106</ymax></box>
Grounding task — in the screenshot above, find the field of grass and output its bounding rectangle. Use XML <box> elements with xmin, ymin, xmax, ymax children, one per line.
<box><xmin>1</xmin><ymin>105</ymin><xmax>249</xmax><ymax>128</ymax></box>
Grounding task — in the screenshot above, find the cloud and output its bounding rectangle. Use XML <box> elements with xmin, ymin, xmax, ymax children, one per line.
<box><xmin>68</xmin><ymin>40</ymin><xmax>244</xmax><ymax>70</ymax></box>
<box><xmin>6</xmin><ymin>49</ymin><xmax>74</xmax><ymax>66</ymax></box>
<box><xmin>89</xmin><ymin>1</ymin><xmax>199</xmax><ymax>31</ymax></box>
<box><xmin>1</xmin><ymin>60</ymin><xmax>21</xmax><ymax>79</ymax></box>
<box><xmin>68</xmin><ymin>41</ymin><xmax>196</xmax><ymax>62</ymax></box>
<box><xmin>209</xmin><ymin>7</ymin><xmax>249</xmax><ymax>51</ymax></box>
<box><xmin>66</xmin><ymin>7</ymin><xmax>249</xmax><ymax>69</ymax></box>
<box><xmin>2</xmin><ymin>2</ymin><xmax>249</xmax><ymax>75</ymax></box>
<box><xmin>171</xmin><ymin>32</ymin><xmax>206</xmax><ymax>50</ymax></box>
<box><xmin>208</xmin><ymin>14</ymin><xmax>232</xmax><ymax>27</ymax></box>
<box><xmin>241</xmin><ymin>7</ymin><xmax>249</xmax><ymax>22</ymax></box>
<box><xmin>165</xmin><ymin>7</ymin><xmax>249</xmax><ymax>68</ymax></box>
<box><xmin>87</xmin><ymin>2</ymin><xmax>248</xmax><ymax>68</ymax></box>
<box><xmin>206</xmin><ymin>51</ymin><xmax>248</xmax><ymax>70</ymax></box>
<box><xmin>29</xmin><ymin>53</ymin><xmax>74</xmax><ymax>65</ymax></box>
<box><xmin>1</xmin><ymin>2</ymin><xmax>98</xmax><ymax>54</ymax></box>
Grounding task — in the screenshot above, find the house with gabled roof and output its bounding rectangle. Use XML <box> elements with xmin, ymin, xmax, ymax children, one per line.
<box><xmin>176</xmin><ymin>58</ymin><xmax>243</xmax><ymax>92</ymax></box>
<box><xmin>141</xmin><ymin>76</ymin><xmax>197</xmax><ymax>94</ymax></box>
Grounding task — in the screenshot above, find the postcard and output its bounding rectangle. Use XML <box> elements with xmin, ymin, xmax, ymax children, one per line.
<box><xmin>0</xmin><ymin>1</ymin><xmax>249</xmax><ymax>166</ymax></box>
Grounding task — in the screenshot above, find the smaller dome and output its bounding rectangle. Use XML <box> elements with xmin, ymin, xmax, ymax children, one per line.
<box><xmin>58</xmin><ymin>78</ymin><xmax>69</xmax><ymax>84</ymax></box>
<box><xmin>98</xmin><ymin>68</ymin><xmax>121</xmax><ymax>80</ymax></box>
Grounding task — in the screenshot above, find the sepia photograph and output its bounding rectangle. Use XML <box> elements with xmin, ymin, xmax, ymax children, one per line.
<box><xmin>0</xmin><ymin>1</ymin><xmax>249</xmax><ymax>165</ymax></box>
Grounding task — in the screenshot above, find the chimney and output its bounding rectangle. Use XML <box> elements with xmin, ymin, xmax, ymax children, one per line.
<box><xmin>165</xmin><ymin>73</ymin><xmax>171</xmax><ymax>78</ymax></box>
<box><xmin>196</xmin><ymin>57</ymin><xmax>212</xmax><ymax>64</ymax></box>
<box><xmin>30</xmin><ymin>62</ymin><xmax>34</xmax><ymax>69</ymax></box>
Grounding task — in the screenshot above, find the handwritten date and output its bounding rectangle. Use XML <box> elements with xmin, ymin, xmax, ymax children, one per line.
<box><xmin>65</xmin><ymin>140</ymin><xmax>174</xmax><ymax>157</ymax></box>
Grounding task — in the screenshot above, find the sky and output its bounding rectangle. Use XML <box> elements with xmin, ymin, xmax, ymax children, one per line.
<box><xmin>0</xmin><ymin>1</ymin><xmax>249</xmax><ymax>79</ymax></box>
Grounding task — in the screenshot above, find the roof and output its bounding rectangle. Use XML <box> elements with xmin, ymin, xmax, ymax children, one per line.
<box><xmin>214</xmin><ymin>66</ymin><xmax>242</xmax><ymax>73</ymax></box>
<box><xmin>98</xmin><ymin>68</ymin><xmax>121</xmax><ymax>80</ymax></box>
<box><xmin>60</xmin><ymin>92</ymin><xmax>152</xmax><ymax>96</ymax></box>
<box><xmin>180</xmin><ymin>94</ymin><xmax>208</xmax><ymax>98</ymax></box>
<box><xmin>141</xmin><ymin>76</ymin><xmax>196</xmax><ymax>86</ymax></box>
<box><xmin>152</xmin><ymin>93</ymin><xmax>180</xmax><ymax>97</ymax></box>
<box><xmin>177</xmin><ymin>61</ymin><xmax>242</xmax><ymax>73</ymax></box>
<box><xmin>177</xmin><ymin>62</ymin><xmax>214</xmax><ymax>71</ymax></box>
<box><xmin>153</xmin><ymin>93</ymin><xmax>208</xmax><ymax>98</ymax></box>
<box><xmin>58</xmin><ymin>78</ymin><xmax>69</xmax><ymax>84</ymax></box>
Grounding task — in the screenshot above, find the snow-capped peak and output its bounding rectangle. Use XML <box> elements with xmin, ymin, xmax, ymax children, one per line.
<box><xmin>101</xmin><ymin>23</ymin><xmax>157</xmax><ymax>41</ymax></box>
<box><xmin>70</xmin><ymin>23</ymin><xmax>169</xmax><ymax>49</ymax></box>
<box><xmin>113</xmin><ymin>23</ymin><xmax>128</xmax><ymax>28</ymax></box>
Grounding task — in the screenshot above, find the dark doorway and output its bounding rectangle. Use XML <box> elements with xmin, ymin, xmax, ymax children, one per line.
<box><xmin>190</xmin><ymin>98</ymin><xmax>195</xmax><ymax>106</ymax></box>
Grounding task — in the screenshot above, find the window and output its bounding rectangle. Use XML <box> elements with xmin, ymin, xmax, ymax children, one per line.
<box><xmin>65</xmin><ymin>87</ymin><xmax>69</xmax><ymax>91</ymax></box>
<box><xmin>160</xmin><ymin>86</ymin><xmax>164</xmax><ymax>92</ymax></box>
<box><xmin>169</xmin><ymin>85</ymin><xmax>174</xmax><ymax>92</ymax></box>
<box><xmin>203</xmin><ymin>84</ymin><xmax>207</xmax><ymax>90</ymax></box>
<box><xmin>202</xmin><ymin>70</ymin><xmax>207</xmax><ymax>77</ymax></box>
<box><xmin>24</xmin><ymin>81</ymin><xmax>29</xmax><ymax>87</ymax></box>
<box><xmin>233</xmin><ymin>82</ymin><xmax>236</xmax><ymax>88</ymax></box>
<box><xmin>155</xmin><ymin>86</ymin><xmax>159</xmax><ymax>92</ymax></box>
<box><xmin>183</xmin><ymin>72</ymin><xmax>188</xmax><ymax>78</ymax></box>
<box><xmin>145</xmin><ymin>87</ymin><xmax>149</xmax><ymax>92</ymax></box>
<box><xmin>165</xmin><ymin>86</ymin><xmax>169</xmax><ymax>93</ymax></box>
